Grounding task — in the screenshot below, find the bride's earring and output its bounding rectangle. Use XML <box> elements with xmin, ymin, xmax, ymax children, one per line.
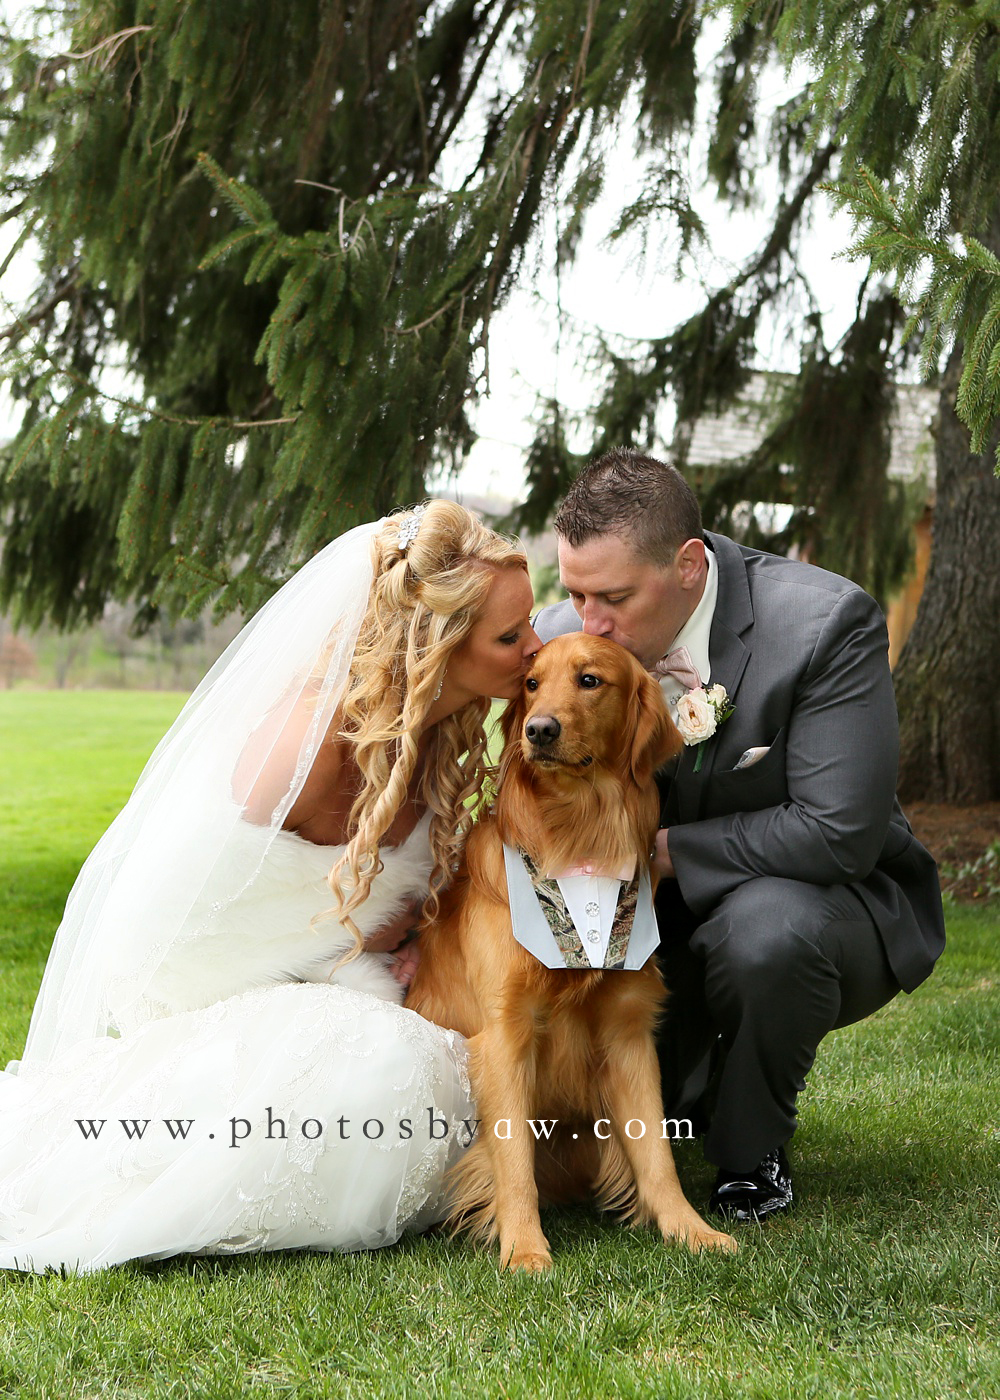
<box><xmin>434</xmin><ymin>677</ymin><xmax>444</xmax><ymax>701</ymax></box>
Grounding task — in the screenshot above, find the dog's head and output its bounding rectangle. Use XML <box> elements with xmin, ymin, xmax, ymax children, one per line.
<box><xmin>501</xmin><ymin>633</ymin><xmax>680</xmax><ymax>790</ymax></box>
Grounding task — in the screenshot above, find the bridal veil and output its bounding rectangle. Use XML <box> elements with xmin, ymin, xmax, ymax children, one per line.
<box><xmin>12</xmin><ymin>522</ymin><xmax>382</xmax><ymax>1069</ymax></box>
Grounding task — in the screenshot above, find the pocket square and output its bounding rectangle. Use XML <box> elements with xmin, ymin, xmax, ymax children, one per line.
<box><xmin>734</xmin><ymin>746</ymin><xmax>770</xmax><ymax>771</ymax></box>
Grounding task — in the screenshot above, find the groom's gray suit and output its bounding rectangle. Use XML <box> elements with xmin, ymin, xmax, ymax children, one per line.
<box><xmin>534</xmin><ymin>530</ymin><xmax>945</xmax><ymax>1170</ymax></box>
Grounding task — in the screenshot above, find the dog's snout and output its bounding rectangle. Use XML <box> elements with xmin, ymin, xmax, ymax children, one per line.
<box><xmin>524</xmin><ymin>715</ymin><xmax>561</xmax><ymax>748</ymax></box>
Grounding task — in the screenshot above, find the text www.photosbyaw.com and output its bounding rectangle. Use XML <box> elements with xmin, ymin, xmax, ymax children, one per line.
<box><xmin>73</xmin><ymin>1106</ymin><xmax>695</xmax><ymax>1148</ymax></box>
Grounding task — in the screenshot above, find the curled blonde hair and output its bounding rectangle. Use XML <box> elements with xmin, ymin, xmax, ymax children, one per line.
<box><xmin>329</xmin><ymin>499</ymin><xmax>527</xmax><ymax>951</ymax></box>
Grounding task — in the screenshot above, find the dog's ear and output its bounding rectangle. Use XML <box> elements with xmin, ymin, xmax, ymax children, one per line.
<box><xmin>500</xmin><ymin>684</ymin><xmax>525</xmax><ymax>752</ymax></box>
<box><xmin>495</xmin><ymin>684</ymin><xmax>535</xmax><ymax>844</ymax></box>
<box><xmin>628</xmin><ymin>670</ymin><xmax>681</xmax><ymax>786</ymax></box>
<box><xmin>496</xmin><ymin>683</ymin><xmax>528</xmax><ymax>793</ymax></box>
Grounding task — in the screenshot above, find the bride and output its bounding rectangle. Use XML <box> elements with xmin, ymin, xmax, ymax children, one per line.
<box><xmin>0</xmin><ymin>501</ymin><xmax>539</xmax><ymax>1273</ymax></box>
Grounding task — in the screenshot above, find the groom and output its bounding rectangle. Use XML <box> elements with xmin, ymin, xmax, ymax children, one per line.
<box><xmin>533</xmin><ymin>447</ymin><xmax>945</xmax><ymax>1222</ymax></box>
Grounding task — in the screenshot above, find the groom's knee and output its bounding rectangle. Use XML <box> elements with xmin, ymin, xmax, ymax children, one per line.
<box><xmin>691</xmin><ymin>877</ymin><xmax>836</xmax><ymax>994</ymax></box>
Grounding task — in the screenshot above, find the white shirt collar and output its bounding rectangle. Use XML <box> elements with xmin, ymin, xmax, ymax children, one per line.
<box><xmin>657</xmin><ymin>546</ymin><xmax>718</xmax><ymax>703</ymax></box>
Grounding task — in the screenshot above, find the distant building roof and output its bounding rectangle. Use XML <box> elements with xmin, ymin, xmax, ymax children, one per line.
<box><xmin>677</xmin><ymin>372</ymin><xmax>937</xmax><ymax>491</ymax></box>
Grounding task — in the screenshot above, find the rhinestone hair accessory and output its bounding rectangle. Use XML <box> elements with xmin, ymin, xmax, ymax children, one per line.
<box><xmin>397</xmin><ymin>505</ymin><xmax>427</xmax><ymax>554</ymax></box>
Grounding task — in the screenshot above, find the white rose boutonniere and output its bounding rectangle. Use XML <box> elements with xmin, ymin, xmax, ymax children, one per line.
<box><xmin>675</xmin><ymin>683</ymin><xmax>735</xmax><ymax>772</ymax></box>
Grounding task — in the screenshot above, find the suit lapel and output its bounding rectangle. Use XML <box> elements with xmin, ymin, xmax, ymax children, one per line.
<box><xmin>673</xmin><ymin>533</ymin><xmax>754</xmax><ymax>823</ymax></box>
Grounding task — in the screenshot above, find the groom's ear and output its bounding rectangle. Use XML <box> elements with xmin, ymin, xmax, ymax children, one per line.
<box><xmin>675</xmin><ymin>537</ymin><xmax>706</xmax><ymax>590</ymax></box>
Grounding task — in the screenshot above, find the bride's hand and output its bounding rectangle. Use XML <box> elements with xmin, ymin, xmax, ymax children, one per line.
<box><xmin>391</xmin><ymin>938</ymin><xmax>421</xmax><ymax>991</ymax></box>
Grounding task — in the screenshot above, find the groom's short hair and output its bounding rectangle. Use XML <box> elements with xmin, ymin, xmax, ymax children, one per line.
<box><xmin>553</xmin><ymin>447</ymin><xmax>703</xmax><ymax>566</ymax></box>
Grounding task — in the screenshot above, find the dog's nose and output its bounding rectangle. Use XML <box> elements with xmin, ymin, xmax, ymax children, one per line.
<box><xmin>525</xmin><ymin>715</ymin><xmax>561</xmax><ymax>747</ymax></box>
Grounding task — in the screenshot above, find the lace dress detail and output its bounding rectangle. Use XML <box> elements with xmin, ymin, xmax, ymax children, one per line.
<box><xmin>0</xmin><ymin>819</ymin><xmax>473</xmax><ymax>1274</ymax></box>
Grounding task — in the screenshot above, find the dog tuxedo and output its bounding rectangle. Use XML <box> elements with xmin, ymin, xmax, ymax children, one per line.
<box><xmin>502</xmin><ymin>846</ymin><xmax>659</xmax><ymax>971</ymax></box>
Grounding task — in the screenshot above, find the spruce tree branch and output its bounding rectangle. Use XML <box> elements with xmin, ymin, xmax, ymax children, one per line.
<box><xmin>426</xmin><ymin>0</ymin><xmax>519</xmax><ymax>173</ymax></box>
<box><xmin>478</xmin><ymin>109</ymin><xmax>544</xmax><ymax>377</ymax></box>
<box><xmin>570</xmin><ymin>0</ymin><xmax>600</xmax><ymax>105</ymax></box>
<box><xmin>0</xmin><ymin>267</ymin><xmax>79</xmax><ymax>344</ymax></box>
<box><xmin>167</xmin><ymin>555</ymin><xmax>233</xmax><ymax>590</ymax></box>
<box><xmin>3</xmin><ymin>301</ymin><xmax>300</xmax><ymax>430</ymax></box>
<box><xmin>477</xmin><ymin>64</ymin><xmax>589</xmax><ymax>385</ymax></box>
<box><xmin>151</xmin><ymin>103</ymin><xmax>191</xmax><ymax>162</ymax></box>
<box><xmin>37</xmin><ymin>24</ymin><xmax>153</xmax><ymax>79</ymax></box>
<box><xmin>294</xmin><ymin>2</ymin><xmax>347</xmax><ymax>186</ymax></box>
<box><xmin>293</xmin><ymin>179</ymin><xmax>343</xmax><ymax>194</ymax></box>
<box><xmin>390</xmin><ymin>281</ymin><xmax>476</xmax><ymax>335</ymax></box>
<box><xmin>473</xmin><ymin>52</ymin><xmax>589</xmax><ymax>379</ymax></box>
<box><xmin>76</xmin><ymin>376</ymin><xmax>299</xmax><ymax>429</ymax></box>
<box><xmin>0</xmin><ymin>214</ymin><xmax>38</xmax><ymax>284</ymax></box>
<box><xmin>0</xmin><ymin>196</ymin><xmax>32</xmax><ymax>228</ymax></box>
<box><xmin>99</xmin><ymin>387</ymin><xmax>300</xmax><ymax>430</ymax></box>
<box><xmin>412</xmin><ymin>56</ymin><xmax>431</xmax><ymax>183</ymax></box>
<box><xmin>461</xmin><ymin>93</ymin><xmax>520</xmax><ymax>189</ymax></box>
<box><xmin>721</xmin><ymin>138</ymin><xmax>839</xmax><ymax>305</ymax></box>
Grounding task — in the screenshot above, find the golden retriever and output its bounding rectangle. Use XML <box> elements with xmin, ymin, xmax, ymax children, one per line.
<box><xmin>407</xmin><ymin>633</ymin><xmax>734</xmax><ymax>1271</ymax></box>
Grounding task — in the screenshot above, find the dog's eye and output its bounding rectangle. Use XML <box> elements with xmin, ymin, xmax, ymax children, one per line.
<box><xmin>579</xmin><ymin>673</ymin><xmax>602</xmax><ymax>689</ymax></box>
<box><xmin>525</xmin><ymin>677</ymin><xmax>539</xmax><ymax>691</ymax></box>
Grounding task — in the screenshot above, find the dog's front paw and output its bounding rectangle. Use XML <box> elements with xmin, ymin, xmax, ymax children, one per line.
<box><xmin>682</xmin><ymin>1224</ymin><xmax>737</xmax><ymax>1254</ymax></box>
<box><xmin>660</xmin><ymin>1212</ymin><xmax>737</xmax><ymax>1254</ymax></box>
<box><xmin>500</xmin><ymin>1231</ymin><xmax>552</xmax><ymax>1272</ymax></box>
<box><xmin>503</xmin><ymin>1248</ymin><xmax>553</xmax><ymax>1273</ymax></box>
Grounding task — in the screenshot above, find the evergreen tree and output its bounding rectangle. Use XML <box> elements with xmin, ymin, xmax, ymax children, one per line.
<box><xmin>0</xmin><ymin>0</ymin><xmax>699</xmax><ymax>626</ymax></box>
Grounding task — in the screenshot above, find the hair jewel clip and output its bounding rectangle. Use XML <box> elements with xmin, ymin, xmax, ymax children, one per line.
<box><xmin>398</xmin><ymin>505</ymin><xmax>427</xmax><ymax>554</ymax></box>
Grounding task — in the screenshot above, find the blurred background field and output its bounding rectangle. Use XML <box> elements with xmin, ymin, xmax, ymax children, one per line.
<box><xmin>0</xmin><ymin>606</ymin><xmax>244</xmax><ymax>692</ymax></box>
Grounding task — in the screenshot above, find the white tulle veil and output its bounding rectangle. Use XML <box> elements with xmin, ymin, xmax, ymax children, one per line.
<box><xmin>13</xmin><ymin>521</ymin><xmax>383</xmax><ymax>1071</ymax></box>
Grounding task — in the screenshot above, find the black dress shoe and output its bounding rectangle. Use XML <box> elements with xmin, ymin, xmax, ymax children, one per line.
<box><xmin>708</xmin><ymin>1145</ymin><xmax>793</xmax><ymax>1222</ymax></box>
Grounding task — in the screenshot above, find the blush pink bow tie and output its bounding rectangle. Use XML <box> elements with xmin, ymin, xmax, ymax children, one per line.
<box><xmin>652</xmin><ymin>644</ymin><xmax>702</xmax><ymax>691</ymax></box>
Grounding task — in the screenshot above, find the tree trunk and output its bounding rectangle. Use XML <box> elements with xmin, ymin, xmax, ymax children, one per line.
<box><xmin>895</xmin><ymin>346</ymin><xmax>1000</xmax><ymax>801</ymax></box>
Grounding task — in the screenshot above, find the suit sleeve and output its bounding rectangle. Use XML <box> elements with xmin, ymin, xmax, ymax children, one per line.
<box><xmin>668</xmin><ymin>588</ymin><xmax>899</xmax><ymax>915</ymax></box>
<box><xmin>533</xmin><ymin>598</ymin><xmax>582</xmax><ymax>644</ymax></box>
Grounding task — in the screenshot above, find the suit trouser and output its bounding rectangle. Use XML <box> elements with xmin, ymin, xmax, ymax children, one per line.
<box><xmin>655</xmin><ymin>875</ymin><xmax>901</xmax><ymax>1171</ymax></box>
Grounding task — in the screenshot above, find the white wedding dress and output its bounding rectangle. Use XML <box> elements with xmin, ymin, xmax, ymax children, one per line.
<box><xmin>0</xmin><ymin>812</ymin><xmax>474</xmax><ymax>1274</ymax></box>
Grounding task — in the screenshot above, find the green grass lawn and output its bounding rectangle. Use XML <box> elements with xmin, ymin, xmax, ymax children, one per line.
<box><xmin>1</xmin><ymin>692</ymin><xmax>998</xmax><ymax>1399</ymax></box>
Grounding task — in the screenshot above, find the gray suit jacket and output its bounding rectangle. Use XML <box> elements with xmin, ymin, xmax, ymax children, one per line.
<box><xmin>533</xmin><ymin>531</ymin><xmax>945</xmax><ymax>993</ymax></box>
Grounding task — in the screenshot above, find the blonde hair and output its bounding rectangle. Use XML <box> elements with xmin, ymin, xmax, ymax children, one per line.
<box><xmin>329</xmin><ymin>499</ymin><xmax>527</xmax><ymax>950</ymax></box>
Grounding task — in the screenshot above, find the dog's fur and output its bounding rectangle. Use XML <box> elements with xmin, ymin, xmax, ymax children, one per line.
<box><xmin>408</xmin><ymin>634</ymin><xmax>734</xmax><ymax>1271</ymax></box>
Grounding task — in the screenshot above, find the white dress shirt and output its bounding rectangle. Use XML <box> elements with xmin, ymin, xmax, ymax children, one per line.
<box><xmin>555</xmin><ymin>875</ymin><xmax>623</xmax><ymax>969</ymax></box>
<box><xmin>657</xmin><ymin>547</ymin><xmax>719</xmax><ymax>724</ymax></box>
